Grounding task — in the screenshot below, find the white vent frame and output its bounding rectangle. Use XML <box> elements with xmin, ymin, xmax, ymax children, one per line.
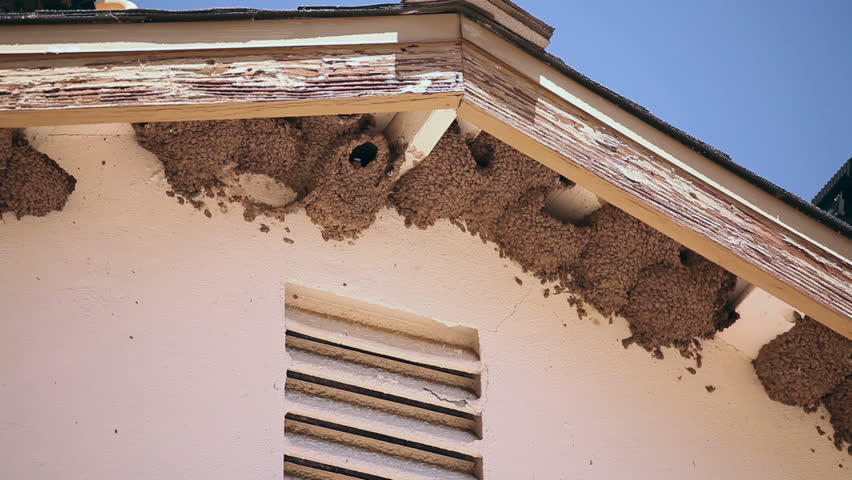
<box><xmin>284</xmin><ymin>284</ymin><xmax>484</xmax><ymax>480</ymax></box>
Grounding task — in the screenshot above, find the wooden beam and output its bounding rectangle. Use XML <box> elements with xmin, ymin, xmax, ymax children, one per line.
<box><xmin>455</xmin><ymin>117</ymin><xmax>482</xmax><ymax>142</ymax></box>
<box><xmin>0</xmin><ymin>14</ymin><xmax>462</xmax><ymax>55</ymax></box>
<box><xmin>0</xmin><ymin>42</ymin><xmax>464</xmax><ymax>127</ymax></box>
<box><xmin>717</xmin><ymin>287</ymin><xmax>797</xmax><ymax>359</ymax></box>
<box><xmin>384</xmin><ymin>109</ymin><xmax>457</xmax><ymax>175</ymax></box>
<box><xmin>458</xmin><ymin>42</ymin><xmax>852</xmax><ymax>339</ymax></box>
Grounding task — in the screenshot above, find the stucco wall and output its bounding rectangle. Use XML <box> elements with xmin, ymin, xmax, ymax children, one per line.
<box><xmin>0</xmin><ymin>124</ymin><xmax>847</xmax><ymax>479</ymax></box>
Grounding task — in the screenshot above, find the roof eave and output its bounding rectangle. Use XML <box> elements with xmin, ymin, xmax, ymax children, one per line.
<box><xmin>0</xmin><ymin>2</ymin><xmax>850</xmax><ymax>338</ymax></box>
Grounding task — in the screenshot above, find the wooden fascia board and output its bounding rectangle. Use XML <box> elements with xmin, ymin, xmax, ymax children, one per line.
<box><xmin>459</xmin><ymin>17</ymin><xmax>852</xmax><ymax>261</ymax></box>
<box><xmin>0</xmin><ymin>42</ymin><xmax>465</xmax><ymax>127</ymax></box>
<box><xmin>458</xmin><ymin>42</ymin><xmax>852</xmax><ymax>339</ymax></box>
<box><xmin>0</xmin><ymin>13</ymin><xmax>464</xmax><ymax>54</ymax></box>
<box><xmin>0</xmin><ymin>12</ymin><xmax>849</xmax><ymax>337</ymax></box>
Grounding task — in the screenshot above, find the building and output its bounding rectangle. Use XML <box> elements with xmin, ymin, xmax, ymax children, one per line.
<box><xmin>1</xmin><ymin>1</ymin><xmax>850</xmax><ymax>479</ymax></box>
<box><xmin>814</xmin><ymin>158</ymin><xmax>852</xmax><ymax>226</ymax></box>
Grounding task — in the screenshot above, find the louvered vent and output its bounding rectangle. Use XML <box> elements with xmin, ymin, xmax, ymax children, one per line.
<box><xmin>284</xmin><ymin>285</ymin><xmax>483</xmax><ymax>480</ymax></box>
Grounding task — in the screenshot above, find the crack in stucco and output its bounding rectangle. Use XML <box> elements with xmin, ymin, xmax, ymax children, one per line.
<box><xmin>491</xmin><ymin>290</ymin><xmax>532</xmax><ymax>334</ymax></box>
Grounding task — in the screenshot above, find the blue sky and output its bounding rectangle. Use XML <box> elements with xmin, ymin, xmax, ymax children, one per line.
<box><xmin>136</xmin><ymin>0</ymin><xmax>851</xmax><ymax>200</ymax></box>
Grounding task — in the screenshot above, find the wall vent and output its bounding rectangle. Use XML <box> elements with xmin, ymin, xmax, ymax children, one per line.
<box><xmin>284</xmin><ymin>285</ymin><xmax>483</xmax><ymax>480</ymax></box>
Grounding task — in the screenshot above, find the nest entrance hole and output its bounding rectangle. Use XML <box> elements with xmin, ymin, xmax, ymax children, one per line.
<box><xmin>349</xmin><ymin>142</ymin><xmax>378</xmax><ymax>169</ymax></box>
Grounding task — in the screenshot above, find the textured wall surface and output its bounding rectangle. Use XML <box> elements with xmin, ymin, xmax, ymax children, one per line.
<box><xmin>0</xmin><ymin>124</ymin><xmax>848</xmax><ymax>479</ymax></box>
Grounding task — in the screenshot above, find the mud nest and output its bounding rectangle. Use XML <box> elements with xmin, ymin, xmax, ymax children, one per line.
<box><xmin>824</xmin><ymin>376</ymin><xmax>852</xmax><ymax>452</ymax></box>
<box><xmin>134</xmin><ymin>118</ymin><xmax>739</xmax><ymax>357</ymax></box>
<box><xmin>460</xmin><ymin>132</ymin><xmax>561</xmax><ymax>241</ymax></box>
<box><xmin>495</xmin><ymin>188</ymin><xmax>588</xmax><ymax>277</ymax></box>
<box><xmin>0</xmin><ymin>128</ymin><xmax>12</xmax><ymax>173</ymax></box>
<box><xmin>620</xmin><ymin>251</ymin><xmax>737</xmax><ymax>353</ymax></box>
<box><xmin>391</xmin><ymin>128</ymin><xmax>561</xmax><ymax>240</ymax></box>
<box><xmin>571</xmin><ymin>204</ymin><xmax>683</xmax><ymax>316</ymax></box>
<box><xmin>390</xmin><ymin>125</ymin><xmax>486</xmax><ymax>229</ymax></box>
<box><xmin>754</xmin><ymin>314</ymin><xmax>852</xmax><ymax>406</ymax></box>
<box><xmin>134</xmin><ymin>120</ymin><xmax>247</xmax><ymax>197</ymax></box>
<box><xmin>133</xmin><ymin>115</ymin><xmax>392</xmax><ymax>239</ymax></box>
<box><xmin>304</xmin><ymin>133</ymin><xmax>397</xmax><ymax>240</ymax></box>
<box><xmin>389</xmin><ymin>125</ymin><xmax>738</xmax><ymax>355</ymax></box>
<box><xmin>0</xmin><ymin>129</ymin><xmax>76</xmax><ymax>219</ymax></box>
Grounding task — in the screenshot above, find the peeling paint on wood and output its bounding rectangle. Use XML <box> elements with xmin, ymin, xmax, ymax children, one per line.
<box><xmin>460</xmin><ymin>43</ymin><xmax>852</xmax><ymax>338</ymax></box>
<box><xmin>0</xmin><ymin>42</ymin><xmax>464</xmax><ymax>127</ymax></box>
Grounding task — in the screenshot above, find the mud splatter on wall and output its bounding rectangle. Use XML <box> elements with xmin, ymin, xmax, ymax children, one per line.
<box><xmin>824</xmin><ymin>377</ymin><xmax>852</xmax><ymax>453</ymax></box>
<box><xmin>0</xmin><ymin>129</ymin><xmax>76</xmax><ymax>219</ymax></box>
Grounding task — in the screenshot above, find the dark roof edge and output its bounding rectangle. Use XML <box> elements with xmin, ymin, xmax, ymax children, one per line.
<box><xmin>1</xmin><ymin>1</ymin><xmax>849</xmax><ymax>238</ymax></box>
<box><xmin>479</xmin><ymin>0</ymin><xmax>554</xmax><ymax>38</ymax></box>
<box><xmin>402</xmin><ymin>0</ymin><xmax>554</xmax><ymax>39</ymax></box>
<box><xmin>813</xmin><ymin>158</ymin><xmax>851</xmax><ymax>204</ymax></box>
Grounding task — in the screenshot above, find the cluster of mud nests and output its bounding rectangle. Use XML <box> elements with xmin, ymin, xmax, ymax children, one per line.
<box><xmin>7</xmin><ymin>116</ymin><xmax>846</xmax><ymax>453</ymax></box>
<box><xmin>136</xmin><ymin>116</ymin><xmax>852</xmax><ymax>453</ymax></box>
<box><xmin>133</xmin><ymin>115</ymin><xmax>394</xmax><ymax>241</ymax></box>
<box><xmin>755</xmin><ymin>313</ymin><xmax>852</xmax><ymax>452</ymax></box>
<box><xmin>0</xmin><ymin>128</ymin><xmax>76</xmax><ymax>219</ymax></box>
<box><xmin>134</xmin><ymin>118</ymin><xmax>737</xmax><ymax>359</ymax></box>
<box><xmin>391</xmin><ymin>125</ymin><xmax>738</xmax><ymax>358</ymax></box>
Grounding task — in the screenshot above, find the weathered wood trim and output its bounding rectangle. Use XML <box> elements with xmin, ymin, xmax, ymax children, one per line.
<box><xmin>0</xmin><ymin>42</ymin><xmax>464</xmax><ymax>127</ymax></box>
<box><xmin>459</xmin><ymin>43</ymin><xmax>852</xmax><ymax>338</ymax></box>
<box><xmin>384</xmin><ymin>108</ymin><xmax>457</xmax><ymax>175</ymax></box>
<box><xmin>460</xmin><ymin>16</ymin><xmax>852</xmax><ymax>261</ymax></box>
<box><xmin>717</xmin><ymin>286</ymin><xmax>797</xmax><ymax>359</ymax></box>
<box><xmin>0</xmin><ymin>14</ymin><xmax>463</xmax><ymax>55</ymax></box>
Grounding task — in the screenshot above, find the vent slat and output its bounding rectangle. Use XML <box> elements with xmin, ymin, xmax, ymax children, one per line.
<box><xmin>286</xmin><ymin>304</ymin><xmax>480</xmax><ymax>371</ymax></box>
<box><xmin>287</xmin><ymin>330</ymin><xmax>477</xmax><ymax>379</ymax></box>
<box><xmin>286</xmin><ymin>413</ymin><xmax>478</xmax><ymax>474</ymax></box>
<box><xmin>285</xmin><ymin>390</ymin><xmax>479</xmax><ymax>445</ymax></box>
<box><xmin>286</xmin><ymin>371</ymin><xmax>479</xmax><ymax>432</ymax></box>
<box><xmin>288</xmin><ymin>348</ymin><xmax>480</xmax><ymax>411</ymax></box>
<box><xmin>285</xmin><ymin>433</ymin><xmax>478</xmax><ymax>480</ymax></box>
<box><xmin>286</xmin><ymin>331</ymin><xmax>479</xmax><ymax>394</ymax></box>
<box><xmin>285</xmin><ymin>456</ymin><xmax>396</xmax><ymax>480</ymax></box>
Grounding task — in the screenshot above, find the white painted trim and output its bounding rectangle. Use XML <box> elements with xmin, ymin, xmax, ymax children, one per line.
<box><xmin>385</xmin><ymin>109</ymin><xmax>458</xmax><ymax>176</ymax></box>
